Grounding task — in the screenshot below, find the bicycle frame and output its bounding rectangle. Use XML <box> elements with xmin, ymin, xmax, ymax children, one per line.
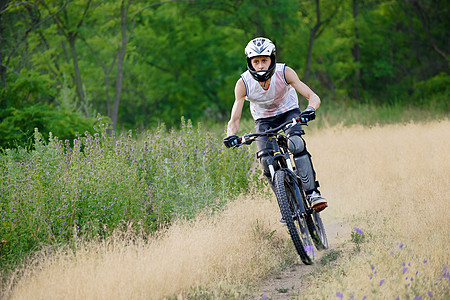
<box><xmin>239</xmin><ymin>119</ymin><xmax>309</xmax><ymax>217</ymax></box>
<box><xmin>266</xmin><ymin>135</ymin><xmax>309</xmax><ymax>217</ymax></box>
<box><xmin>233</xmin><ymin>118</ymin><xmax>328</xmax><ymax>262</ymax></box>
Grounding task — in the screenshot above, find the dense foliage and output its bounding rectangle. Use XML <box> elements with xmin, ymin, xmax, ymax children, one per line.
<box><xmin>0</xmin><ymin>118</ymin><xmax>259</xmax><ymax>272</ymax></box>
<box><xmin>0</xmin><ymin>103</ymin><xmax>99</xmax><ymax>149</ymax></box>
<box><xmin>0</xmin><ymin>0</ymin><xmax>448</xmax><ymax>144</ymax></box>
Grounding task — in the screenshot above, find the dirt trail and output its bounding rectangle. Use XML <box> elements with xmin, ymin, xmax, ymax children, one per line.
<box><xmin>256</xmin><ymin>219</ymin><xmax>351</xmax><ymax>299</ymax></box>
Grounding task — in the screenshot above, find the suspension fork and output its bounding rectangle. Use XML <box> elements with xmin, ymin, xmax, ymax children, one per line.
<box><xmin>288</xmin><ymin>170</ymin><xmax>307</xmax><ymax>217</ymax></box>
<box><xmin>267</xmin><ymin>138</ymin><xmax>307</xmax><ymax>218</ymax></box>
<box><xmin>268</xmin><ymin>137</ymin><xmax>295</xmax><ymax>179</ymax></box>
<box><xmin>268</xmin><ymin>137</ymin><xmax>280</xmax><ymax>178</ymax></box>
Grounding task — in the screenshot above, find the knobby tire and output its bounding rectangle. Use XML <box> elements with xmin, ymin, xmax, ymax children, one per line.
<box><xmin>274</xmin><ymin>169</ymin><xmax>314</xmax><ymax>265</ymax></box>
<box><xmin>295</xmin><ymin>171</ymin><xmax>328</xmax><ymax>250</ymax></box>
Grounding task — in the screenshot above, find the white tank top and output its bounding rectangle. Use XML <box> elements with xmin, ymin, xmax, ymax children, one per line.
<box><xmin>241</xmin><ymin>63</ymin><xmax>299</xmax><ymax>120</ymax></box>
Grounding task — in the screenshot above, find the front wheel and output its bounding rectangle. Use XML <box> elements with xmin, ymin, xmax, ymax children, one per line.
<box><xmin>274</xmin><ymin>169</ymin><xmax>315</xmax><ymax>265</ymax></box>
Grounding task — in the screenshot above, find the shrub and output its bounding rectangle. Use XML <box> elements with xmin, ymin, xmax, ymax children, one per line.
<box><xmin>0</xmin><ymin>118</ymin><xmax>257</xmax><ymax>274</ymax></box>
<box><xmin>0</xmin><ymin>103</ymin><xmax>98</xmax><ymax>149</ymax></box>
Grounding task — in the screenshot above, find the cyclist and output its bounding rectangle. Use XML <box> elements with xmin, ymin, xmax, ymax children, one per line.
<box><xmin>223</xmin><ymin>37</ymin><xmax>327</xmax><ymax>213</ymax></box>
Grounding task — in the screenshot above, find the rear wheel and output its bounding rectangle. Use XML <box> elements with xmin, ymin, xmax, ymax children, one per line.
<box><xmin>306</xmin><ymin>211</ymin><xmax>328</xmax><ymax>250</ymax></box>
<box><xmin>296</xmin><ymin>179</ymin><xmax>328</xmax><ymax>250</ymax></box>
<box><xmin>274</xmin><ymin>169</ymin><xmax>315</xmax><ymax>265</ymax></box>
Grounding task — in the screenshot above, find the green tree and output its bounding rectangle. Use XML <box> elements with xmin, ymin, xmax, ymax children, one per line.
<box><xmin>1</xmin><ymin>0</ymin><xmax>448</xmax><ymax>136</ymax></box>
<box><xmin>300</xmin><ymin>0</ymin><xmax>343</xmax><ymax>82</ymax></box>
<box><xmin>36</xmin><ymin>0</ymin><xmax>94</xmax><ymax>116</ymax></box>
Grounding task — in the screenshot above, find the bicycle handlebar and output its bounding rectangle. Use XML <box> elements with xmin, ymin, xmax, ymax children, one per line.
<box><xmin>234</xmin><ymin>118</ymin><xmax>308</xmax><ymax>148</ymax></box>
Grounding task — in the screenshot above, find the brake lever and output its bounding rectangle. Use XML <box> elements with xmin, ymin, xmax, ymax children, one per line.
<box><xmin>232</xmin><ymin>135</ymin><xmax>252</xmax><ymax>148</ymax></box>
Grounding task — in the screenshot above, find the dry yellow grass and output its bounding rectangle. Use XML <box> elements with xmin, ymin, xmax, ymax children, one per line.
<box><xmin>3</xmin><ymin>193</ymin><xmax>293</xmax><ymax>300</ymax></box>
<box><xmin>302</xmin><ymin>119</ymin><xmax>450</xmax><ymax>299</ymax></box>
<box><xmin>3</xmin><ymin>119</ymin><xmax>449</xmax><ymax>299</ymax></box>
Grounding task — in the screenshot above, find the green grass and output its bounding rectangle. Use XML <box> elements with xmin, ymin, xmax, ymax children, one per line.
<box><xmin>319</xmin><ymin>249</ymin><xmax>343</xmax><ymax>266</ymax></box>
<box><xmin>0</xmin><ymin>118</ymin><xmax>259</xmax><ymax>277</ymax></box>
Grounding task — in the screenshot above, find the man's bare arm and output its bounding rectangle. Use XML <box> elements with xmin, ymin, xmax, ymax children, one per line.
<box><xmin>226</xmin><ymin>79</ymin><xmax>246</xmax><ymax>136</ymax></box>
<box><xmin>285</xmin><ymin>66</ymin><xmax>321</xmax><ymax>110</ymax></box>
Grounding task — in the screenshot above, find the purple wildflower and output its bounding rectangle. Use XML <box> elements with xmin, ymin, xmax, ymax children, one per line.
<box><xmin>443</xmin><ymin>265</ymin><xmax>449</xmax><ymax>278</ymax></box>
<box><xmin>353</xmin><ymin>227</ymin><xmax>362</xmax><ymax>234</ymax></box>
<box><xmin>336</xmin><ymin>292</ymin><xmax>343</xmax><ymax>299</ymax></box>
<box><xmin>379</xmin><ymin>279</ymin><xmax>385</xmax><ymax>286</ymax></box>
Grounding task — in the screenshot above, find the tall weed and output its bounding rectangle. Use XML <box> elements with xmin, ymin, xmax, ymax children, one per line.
<box><xmin>0</xmin><ymin>118</ymin><xmax>257</xmax><ymax>274</ymax></box>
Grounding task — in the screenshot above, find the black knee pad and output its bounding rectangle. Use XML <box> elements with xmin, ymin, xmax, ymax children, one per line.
<box><xmin>287</xmin><ymin>134</ymin><xmax>305</xmax><ymax>156</ymax></box>
<box><xmin>292</xmin><ymin>150</ymin><xmax>320</xmax><ymax>192</ymax></box>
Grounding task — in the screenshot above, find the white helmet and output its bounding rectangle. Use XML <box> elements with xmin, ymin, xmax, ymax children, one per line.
<box><xmin>245</xmin><ymin>37</ymin><xmax>276</xmax><ymax>82</ymax></box>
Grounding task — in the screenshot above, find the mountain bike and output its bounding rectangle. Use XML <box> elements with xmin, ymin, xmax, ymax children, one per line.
<box><xmin>233</xmin><ymin>118</ymin><xmax>328</xmax><ymax>265</ymax></box>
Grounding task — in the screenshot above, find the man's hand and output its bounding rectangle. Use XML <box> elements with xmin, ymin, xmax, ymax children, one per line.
<box><xmin>299</xmin><ymin>107</ymin><xmax>316</xmax><ymax>123</ymax></box>
<box><xmin>223</xmin><ymin>135</ymin><xmax>241</xmax><ymax>148</ymax></box>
